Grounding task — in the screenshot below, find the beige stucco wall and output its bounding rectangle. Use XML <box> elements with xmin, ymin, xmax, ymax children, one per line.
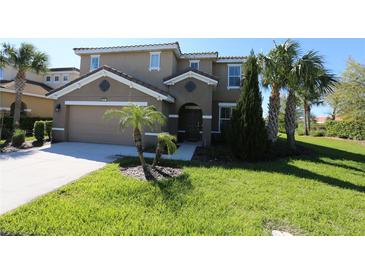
<box><xmin>79</xmin><ymin>51</ymin><xmax>176</xmax><ymax>90</ymax></box>
<box><xmin>1</xmin><ymin>65</ymin><xmax>44</xmax><ymax>82</ymax></box>
<box><xmin>177</xmin><ymin>59</ymin><xmax>213</xmax><ymax>74</ymax></box>
<box><xmin>52</xmin><ymin>76</ymin><xmax>166</xmax><ymax>146</ymax></box>
<box><xmin>212</xmin><ymin>63</ymin><xmax>241</xmax><ymax>102</ymax></box>
<box><xmin>43</xmin><ymin>71</ymin><xmax>80</xmax><ymax>89</ymax></box>
<box><xmin>0</xmin><ymin>92</ymin><xmax>53</xmax><ymax>117</ymax></box>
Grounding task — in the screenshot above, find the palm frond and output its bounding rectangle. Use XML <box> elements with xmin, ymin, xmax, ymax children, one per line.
<box><xmin>157</xmin><ymin>133</ymin><xmax>177</xmax><ymax>155</ymax></box>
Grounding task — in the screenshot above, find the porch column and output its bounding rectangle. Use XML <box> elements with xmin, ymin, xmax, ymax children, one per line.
<box><xmin>202</xmin><ymin>114</ymin><xmax>212</xmax><ymax>146</ymax></box>
<box><xmin>168</xmin><ymin>114</ymin><xmax>179</xmax><ymax>136</ymax></box>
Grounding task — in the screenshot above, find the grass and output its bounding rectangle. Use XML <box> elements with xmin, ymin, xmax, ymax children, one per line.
<box><xmin>0</xmin><ymin>136</ymin><xmax>365</xmax><ymax>235</ymax></box>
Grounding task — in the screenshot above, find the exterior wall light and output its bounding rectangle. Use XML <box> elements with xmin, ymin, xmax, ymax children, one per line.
<box><xmin>55</xmin><ymin>103</ymin><xmax>61</xmax><ymax>112</ymax></box>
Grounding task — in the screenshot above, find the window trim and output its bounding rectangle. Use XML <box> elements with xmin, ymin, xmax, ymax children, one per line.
<box><xmin>149</xmin><ymin>52</ymin><xmax>161</xmax><ymax>71</ymax></box>
<box><xmin>227</xmin><ymin>64</ymin><xmax>242</xmax><ymax>89</ymax></box>
<box><xmin>45</xmin><ymin>75</ymin><xmax>51</xmax><ymax>82</ymax></box>
<box><xmin>218</xmin><ymin>103</ymin><xmax>237</xmax><ymax>133</ymax></box>
<box><xmin>54</xmin><ymin>75</ymin><xmax>60</xmax><ymax>83</ymax></box>
<box><xmin>90</xmin><ymin>55</ymin><xmax>100</xmax><ymax>71</ymax></box>
<box><xmin>189</xmin><ymin>60</ymin><xmax>200</xmax><ymax>70</ymax></box>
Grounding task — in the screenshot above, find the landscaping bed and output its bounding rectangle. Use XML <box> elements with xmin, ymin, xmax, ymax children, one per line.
<box><xmin>121</xmin><ymin>165</ymin><xmax>183</xmax><ymax>181</ymax></box>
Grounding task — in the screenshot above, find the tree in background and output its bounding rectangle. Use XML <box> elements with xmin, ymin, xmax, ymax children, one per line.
<box><xmin>259</xmin><ymin>40</ymin><xmax>300</xmax><ymax>143</ymax></box>
<box><xmin>230</xmin><ymin>52</ymin><xmax>268</xmax><ymax>161</ymax></box>
<box><xmin>0</xmin><ymin>43</ymin><xmax>48</xmax><ymax>131</ymax></box>
<box><xmin>327</xmin><ymin>58</ymin><xmax>365</xmax><ymax>121</ymax></box>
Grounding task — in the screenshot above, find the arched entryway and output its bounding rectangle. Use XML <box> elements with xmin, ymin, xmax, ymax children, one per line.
<box><xmin>10</xmin><ymin>101</ymin><xmax>27</xmax><ymax>116</ymax></box>
<box><xmin>178</xmin><ymin>103</ymin><xmax>202</xmax><ymax>142</ymax></box>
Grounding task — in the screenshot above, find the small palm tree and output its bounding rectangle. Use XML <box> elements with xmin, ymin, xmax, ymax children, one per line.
<box><xmin>103</xmin><ymin>105</ymin><xmax>166</xmax><ymax>176</ymax></box>
<box><xmin>152</xmin><ymin>133</ymin><xmax>177</xmax><ymax>167</ymax></box>
<box><xmin>259</xmin><ymin>40</ymin><xmax>300</xmax><ymax>142</ymax></box>
<box><xmin>0</xmin><ymin>43</ymin><xmax>49</xmax><ymax>130</ymax></box>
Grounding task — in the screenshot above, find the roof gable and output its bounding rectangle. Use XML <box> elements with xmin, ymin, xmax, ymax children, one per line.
<box><xmin>163</xmin><ymin>68</ymin><xmax>218</xmax><ymax>86</ymax></box>
<box><xmin>46</xmin><ymin>66</ymin><xmax>175</xmax><ymax>103</ymax></box>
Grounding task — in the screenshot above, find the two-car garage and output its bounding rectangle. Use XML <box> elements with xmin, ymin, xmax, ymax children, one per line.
<box><xmin>67</xmin><ymin>105</ymin><xmax>134</xmax><ymax>145</ymax></box>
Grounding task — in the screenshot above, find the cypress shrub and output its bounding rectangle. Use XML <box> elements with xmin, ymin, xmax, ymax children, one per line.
<box><xmin>11</xmin><ymin>129</ymin><xmax>26</xmax><ymax>147</ymax></box>
<box><xmin>45</xmin><ymin>121</ymin><xmax>53</xmax><ymax>140</ymax></box>
<box><xmin>33</xmin><ymin>121</ymin><xmax>45</xmax><ymax>142</ymax></box>
<box><xmin>229</xmin><ymin>51</ymin><xmax>268</xmax><ymax>161</ymax></box>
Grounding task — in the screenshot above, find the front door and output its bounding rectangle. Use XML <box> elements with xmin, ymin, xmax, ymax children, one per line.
<box><xmin>179</xmin><ymin>106</ymin><xmax>202</xmax><ymax>142</ymax></box>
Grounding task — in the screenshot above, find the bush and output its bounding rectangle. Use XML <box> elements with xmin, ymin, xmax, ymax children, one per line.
<box><xmin>33</xmin><ymin>121</ymin><xmax>45</xmax><ymax>142</ymax></box>
<box><xmin>310</xmin><ymin>129</ymin><xmax>326</xmax><ymax>137</ymax></box>
<box><xmin>1</xmin><ymin>116</ymin><xmax>52</xmax><ymax>136</ymax></box>
<box><xmin>326</xmin><ymin>120</ymin><xmax>365</xmax><ymax>140</ymax></box>
<box><xmin>11</xmin><ymin>129</ymin><xmax>25</xmax><ymax>147</ymax></box>
<box><xmin>44</xmin><ymin>120</ymin><xmax>52</xmax><ymax>140</ymax></box>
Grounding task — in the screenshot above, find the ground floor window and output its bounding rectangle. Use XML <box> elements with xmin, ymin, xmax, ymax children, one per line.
<box><xmin>219</xmin><ymin>106</ymin><xmax>234</xmax><ymax>132</ymax></box>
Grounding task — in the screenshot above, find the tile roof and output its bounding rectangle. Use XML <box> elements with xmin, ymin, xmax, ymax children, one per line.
<box><xmin>73</xmin><ymin>41</ymin><xmax>180</xmax><ymax>51</ymax></box>
<box><xmin>49</xmin><ymin>67</ymin><xmax>80</xmax><ymax>72</ymax></box>
<box><xmin>0</xmin><ymin>80</ymin><xmax>53</xmax><ymax>96</ymax></box>
<box><xmin>46</xmin><ymin>65</ymin><xmax>173</xmax><ymax>100</ymax></box>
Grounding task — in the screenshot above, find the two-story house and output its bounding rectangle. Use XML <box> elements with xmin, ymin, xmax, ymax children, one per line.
<box><xmin>0</xmin><ymin>66</ymin><xmax>79</xmax><ymax>117</ymax></box>
<box><xmin>47</xmin><ymin>42</ymin><xmax>245</xmax><ymax>146</ymax></box>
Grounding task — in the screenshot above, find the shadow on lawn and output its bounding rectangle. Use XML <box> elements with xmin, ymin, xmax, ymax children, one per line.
<box><xmin>193</xmin><ymin>138</ymin><xmax>365</xmax><ymax>193</ymax></box>
<box><xmin>117</xmin><ymin>138</ymin><xmax>365</xmax><ymax>196</ymax></box>
<box><xmin>115</xmin><ymin>158</ymin><xmax>193</xmax><ymax>210</ymax></box>
<box><xmin>225</xmin><ymin>139</ymin><xmax>365</xmax><ymax>193</ymax></box>
<box><xmin>152</xmin><ymin>174</ymin><xmax>193</xmax><ymax>211</ymax></box>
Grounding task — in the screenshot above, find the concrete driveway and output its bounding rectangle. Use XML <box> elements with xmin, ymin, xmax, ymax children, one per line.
<box><xmin>0</xmin><ymin>142</ymin><xmax>197</xmax><ymax>214</ymax></box>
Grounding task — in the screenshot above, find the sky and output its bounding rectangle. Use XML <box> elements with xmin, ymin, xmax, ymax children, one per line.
<box><xmin>1</xmin><ymin>38</ymin><xmax>364</xmax><ymax>117</ymax></box>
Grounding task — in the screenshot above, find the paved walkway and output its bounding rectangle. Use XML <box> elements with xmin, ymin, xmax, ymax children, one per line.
<box><xmin>0</xmin><ymin>142</ymin><xmax>198</xmax><ymax>214</ymax></box>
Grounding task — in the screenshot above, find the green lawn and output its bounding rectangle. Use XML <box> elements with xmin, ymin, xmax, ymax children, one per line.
<box><xmin>0</xmin><ymin>136</ymin><xmax>364</xmax><ymax>236</ymax></box>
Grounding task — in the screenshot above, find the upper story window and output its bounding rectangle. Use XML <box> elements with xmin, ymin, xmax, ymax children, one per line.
<box><xmin>189</xmin><ymin>60</ymin><xmax>200</xmax><ymax>70</ymax></box>
<box><xmin>90</xmin><ymin>55</ymin><xmax>100</xmax><ymax>71</ymax></box>
<box><xmin>0</xmin><ymin>68</ymin><xmax>3</xmax><ymax>80</ymax></box>
<box><xmin>227</xmin><ymin>64</ymin><xmax>242</xmax><ymax>89</ymax></box>
<box><xmin>54</xmin><ymin>75</ymin><xmax>60</xmax><ymax>82</ymax></box>
<box><xmin>63</xmin><ymin>74</ymin><xmax>69</xmax><ymax>82</ymax></box>
<box><xmin>149</xmin><ymin>52</ymin><xmax>160</xmax><ymax>71</ymax></box>
<box><xmin>45</xmin><ymin>75</ymin><xmax>51</xmax><ymax>82</ymax></box>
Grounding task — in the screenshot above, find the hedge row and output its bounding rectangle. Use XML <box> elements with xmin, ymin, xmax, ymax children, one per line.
<box><xmin>326</xmin><ymin>120</ymin><xmax>365</xmax><ymax>140</ymax></box>
<box><xmin>1</xmin><ymin>116</ymin><xmax>52</xmax><ymax>139</ymax></box>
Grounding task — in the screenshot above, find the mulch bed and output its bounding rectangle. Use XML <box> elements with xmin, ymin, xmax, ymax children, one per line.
<box><xmin>0</xmin><ymin>140</ymin><xmax>48</xmax><ymax>153</ymax></box>
<box><xmin>121</xmin><ymin>165</ymin><xmax>183</xmax><ymax>181</ymax></box>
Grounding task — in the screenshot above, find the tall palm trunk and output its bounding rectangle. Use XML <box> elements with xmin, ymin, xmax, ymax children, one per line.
<box><xmin>13</xmin><ymin>71</ymin><xmax>26</xmax><ymax>130</ymax></box>
<box><xmin>307</xmin><ymin>105</ymin><xmax>311</xmax><ymax>134</ymax></box>
<box><xmin>267</xmin><ymin>83</ymin><xmax>280</xmax><ymax>142</ymax></box>
<box><xmin>303</xmin><ymin>101</ymin><xmax>309</xmax><ymax>135</ymax></box>
<box><xmin>285</xmin><ymin>89</ymin><xmax>296</xmax><ymax>150</ymax></box>
<box><xmin>133</xmin><ymin>127</ymin><xmax>150</xmax><ymax>177</ymax></box>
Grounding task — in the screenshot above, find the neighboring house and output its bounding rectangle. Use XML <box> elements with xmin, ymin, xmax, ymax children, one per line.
<box><xmin>314</xmin><ymin>115</ymin><xmax>343</xmax><ymax>124</ymax></box>
<box><xmin>47</xmin><ymin>42</ymin><xmax>245</xmax><ymax>146</ymax></box>
<box><xmin>0</xmin><ymin>66</ymin><xmax>79</xmax><ymax>118</ymax></box>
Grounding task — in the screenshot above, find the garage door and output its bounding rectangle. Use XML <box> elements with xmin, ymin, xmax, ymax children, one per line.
<box><xmin>68</xmin><ymin>106</ymin><xmax>134</xmax><ymax>145</ymax></box>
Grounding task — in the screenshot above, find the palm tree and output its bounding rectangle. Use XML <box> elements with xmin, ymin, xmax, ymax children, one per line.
<box><xmin>152</xmin><ymin>133</ymin><xmax>177</xmax><ymax>167</ymax></box>
<box><xmin>103</xmin><ymin>105</ymin><xmax>166</xmax><ymax>176</ymax></box>
<box><xmin>259</xmin><ymin>40</ymin><xmax>300</xmax><ymax>142</ymax></box>
<box><xmin>285</xmin><ymin>51</ymin><xmax>337</xmax><ymax>149</ymax></box>
<box><xmin>0</xmin><ymin>43</ymin><xmax>48</xmax><ymax>130</ymax></box>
